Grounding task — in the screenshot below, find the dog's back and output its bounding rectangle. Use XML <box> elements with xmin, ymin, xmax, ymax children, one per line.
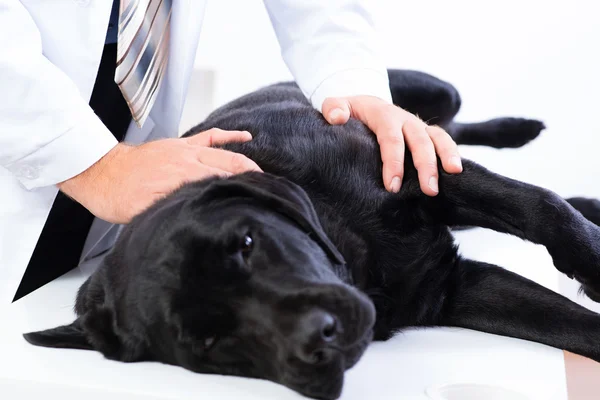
<box><xmin>182</xmin><ymin>76</ymin><xmax>459</xmax><ymax>339</ymax></box>
<box><xmin>185</xmin><ymin>82</ymin><xmax>386</xmax><ymax>195</ymax></box>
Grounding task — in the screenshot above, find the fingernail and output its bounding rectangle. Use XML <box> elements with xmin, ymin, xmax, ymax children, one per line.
<box><xmin>429</xmin><ymin>176</ymin><xmax>439</xmax><ymax>193</ymax></box>
<box><xmin>329</xmin><ymin>108</ymin><xmax>344</xmax><ymax>122</ymax></box>
<box><xmin>390</xmin><ymin>176</ymin><xmax>402</xmax><ymax>193</ymax></box>
<box><xmin>450</xmin><ymin>155</ymin><xmax>462</xmax><ymax>170</ymax></box>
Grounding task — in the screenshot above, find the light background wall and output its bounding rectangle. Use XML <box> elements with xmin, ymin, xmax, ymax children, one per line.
<box><xmin>1</xmin><ymin>3</ymin><xmax>598</xmax><ymax>399</ymax></box>
<box><xmin>180</xmin><ymin>0</ymin><xmax>600</xmax><ymax>310</ymax></box>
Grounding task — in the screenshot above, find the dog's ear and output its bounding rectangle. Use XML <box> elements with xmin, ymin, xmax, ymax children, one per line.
<box><xmin>23</xmin><ymin>319</ymin><xmax>92</xmax><ymax>350</ymax></box>
<box><xmin>23</xmin><ymin>306</ymin><xmax>147</xmax><ymax>362</ymax></box>
<box><xmin>198</xmin><ymin>173</ymin><xmax>346</xmax><ymax>265</ymax></box>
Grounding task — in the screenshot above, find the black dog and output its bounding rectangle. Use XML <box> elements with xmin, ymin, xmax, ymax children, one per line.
<box><xmin>24</xmin><ymin>70</ymin><xmax>600</xmax><ymax>400</ymax></box>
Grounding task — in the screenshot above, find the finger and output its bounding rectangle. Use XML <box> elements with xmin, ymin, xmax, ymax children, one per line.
<box><xmin>371</xmin><ymin>107</ymin><xmax>406</xmax><ymax>193</ymax></box>
<box><xmin>187</xmin><ymin>165</ymin><xmax>233</xmax><ymax>180</ymax></box>
<box><xmin>344</xmin><ymin>98</ymin><xmax>406</xmax><ymax>192</ymax></box>
<box><xmin>185</xmin><ymin>128</ymin><xmax>253</xmax><ymax>147</ymax></box>
<box><xmin>322</xmin><ymin>97</ymin><xmax>351</xmax><ymax>125</ymax></box>
<box><xmin>426</xmin><ymin>125</ymin><xmax>463</xmax><ymax>174</ymax></box>
<box><xmin>172</xmin><ymin>160</ymin><xmax>233</xmax><ymax>184</ymax></box>
<box><xmin>403</xmin><ymin>118</ymin><xmax>439</xmax><ymax>196</ymax></box>
<box><xmin>196</xmin><ymin>146</ymin><xmax>263</xmax><ymax>174</ymax></box>
<box><xmin>131</xmin><ymin>166</ymin><xmax>233</xmax><ymax>219</ymax></box>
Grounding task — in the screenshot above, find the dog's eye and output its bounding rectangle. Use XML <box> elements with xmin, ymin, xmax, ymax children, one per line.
<box><xmin>240</xmin><ymin>234</ymin><xmax>253</xmax><ymax>257</ymax></box>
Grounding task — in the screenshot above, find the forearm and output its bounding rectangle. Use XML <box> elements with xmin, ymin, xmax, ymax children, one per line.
<box><xmin>263</xmin><ymin>0</ymin><xmax>393</xmax><ymax>112</ymax></box>
<box><xmin>0</xmin><ymin>0</ymin><xmax>117</xmax><ymax>190</ymax></box>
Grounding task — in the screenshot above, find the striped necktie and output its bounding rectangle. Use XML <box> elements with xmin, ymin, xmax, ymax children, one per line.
<box><xmin>115</xmin><ymin>0</ymin><xmax>172</xmax><ymax>127</ymax></box>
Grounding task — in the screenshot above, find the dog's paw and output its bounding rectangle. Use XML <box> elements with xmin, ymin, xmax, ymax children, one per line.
<box><xmin>571</xmin><ymin>205</ymin><xmax>600</xmax><ymax>302</ymax></box>
<box><xmin>487</xmin><ymin>118</ymin><xmax>546</xmax><ymax>149</ymax></box>
<box><xmin>566</xmin><ymin>197</ymin><xmax>600</xmax><ymax>227</ymax></box>
<box><xmin>555</xmin><ymin>254</ymin><xmax>600</xmax><ymax>304</ymax></box>
<box><xmin>578</xmin><ymin>280</ymin><xmax>600</xmax><ymax>303</ymax></box>
<box><xmin>552</xmin><ymin>217</ymin><xmax>600</xmax><ymax>303</ymax></box>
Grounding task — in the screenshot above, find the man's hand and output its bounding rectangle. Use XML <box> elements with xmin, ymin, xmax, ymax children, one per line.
<box><xmin>58</xmin><ymin>128</ymin><xmax>261</xmax><ymax>224</ymax></box>
<box><xmin>322</xmin><ymin>95</ymin><xmax>463</xmax><ymax>196</ymax></box>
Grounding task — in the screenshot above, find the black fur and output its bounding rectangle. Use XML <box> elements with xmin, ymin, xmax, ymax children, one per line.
<box><xmin>23</xmin><ymin>69</ymin><xmax>600</xmax><ymax>400</ymax></box>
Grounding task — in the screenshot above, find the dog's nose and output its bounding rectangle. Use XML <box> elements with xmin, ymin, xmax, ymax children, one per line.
<box><xmin>296</xmin><ymin>310</ymin><xmax>338</xmax><ymax>364</ymax></box>
<box><xmin>319</xmin><ymin>312</ymin><xmax>338</xmax><ymax>341</ymax></box>
<box><xmin>306</xmin><ymin>309</ymin><xmax>337</xmax><ymax>342</ymax></box>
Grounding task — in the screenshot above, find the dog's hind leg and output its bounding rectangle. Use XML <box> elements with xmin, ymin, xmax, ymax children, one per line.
<box><xmin>421</xmin><ymin>158</ymin><xmax>600</xmax><ymax>302</ymax></box>
<box><xmin>387</xmin><ymin>69</ymin><xmax>462</xmax><ymax>128</ymax></box>
<box><xmin>385</xmin><ymin>69</ymin><xmax>545</xmax><ymax>149</ymax></box>
<box><xmin>438</xmin><ymin>258</ymin><xmax>600</xmax><ymax>362</ymax></box>
<box><xmin>446</xmin><ymin>118</ymin><xmax>546</xmax><ymax>149</ymax></box>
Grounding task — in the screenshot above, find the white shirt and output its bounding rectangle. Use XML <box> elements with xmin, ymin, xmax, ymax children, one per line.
<box><xmin>0</xmin><ymin>0</ymin><xmax>392</xmax><ymax>302</ymax></box>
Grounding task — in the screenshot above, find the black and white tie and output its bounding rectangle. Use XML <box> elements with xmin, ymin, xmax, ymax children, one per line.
<box><xmin>115</xmin><ymin>0</ymin><xmax>172</xmax><ymax>127</ymax></box>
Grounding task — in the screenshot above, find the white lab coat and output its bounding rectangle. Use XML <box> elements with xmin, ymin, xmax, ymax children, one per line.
<box><xmin>0</xmin><ymin>0</ymin><xmax>392</xmax><ymax>305</ymax></box>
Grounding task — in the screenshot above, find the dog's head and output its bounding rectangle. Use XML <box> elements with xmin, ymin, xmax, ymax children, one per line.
<box><xmin>24</xmin><ymin>172</ymin><xmax>376</xmax><ymax>400</ymax></box>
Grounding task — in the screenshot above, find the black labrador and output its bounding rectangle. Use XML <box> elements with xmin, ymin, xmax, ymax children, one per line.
<box><xmin>24</xmin><ymin>69</ymin><xmax>600</xmax><ymax>400</ymax></box>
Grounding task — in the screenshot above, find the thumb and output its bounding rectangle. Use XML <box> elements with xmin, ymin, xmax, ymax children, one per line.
<box><xmin>322</xmin><ymin>97</ymin><xmax>351</xmax><ymax>125</ymax></box>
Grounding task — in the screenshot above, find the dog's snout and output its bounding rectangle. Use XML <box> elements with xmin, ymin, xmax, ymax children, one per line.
<box><xmin>295</xmin><ymin>310</ymin><xmax>339</xmax><ymax>364</ymax></box>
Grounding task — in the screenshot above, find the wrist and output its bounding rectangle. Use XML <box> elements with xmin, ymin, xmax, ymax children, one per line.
<box><xmin>57</xmin><ymin>143</ymin><xmax>128</xmax><ymax>200</ymax></box>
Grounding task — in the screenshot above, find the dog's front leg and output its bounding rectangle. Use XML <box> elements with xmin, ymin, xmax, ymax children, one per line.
<box><xmin>426</xmin><ymin>159</ymin><xmax>600</xmax><ymax>301</ymax></box>
<box><xmin>440</xmin><ymin>258</ymin><xmax>600</xmax><ymax>363</ymax></box>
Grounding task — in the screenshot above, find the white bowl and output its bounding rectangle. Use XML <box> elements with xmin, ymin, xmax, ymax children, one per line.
<box><xmin>425</xmin><ymin>383</ymin><xmax>532</xmax><ymax>400</ymax></box>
